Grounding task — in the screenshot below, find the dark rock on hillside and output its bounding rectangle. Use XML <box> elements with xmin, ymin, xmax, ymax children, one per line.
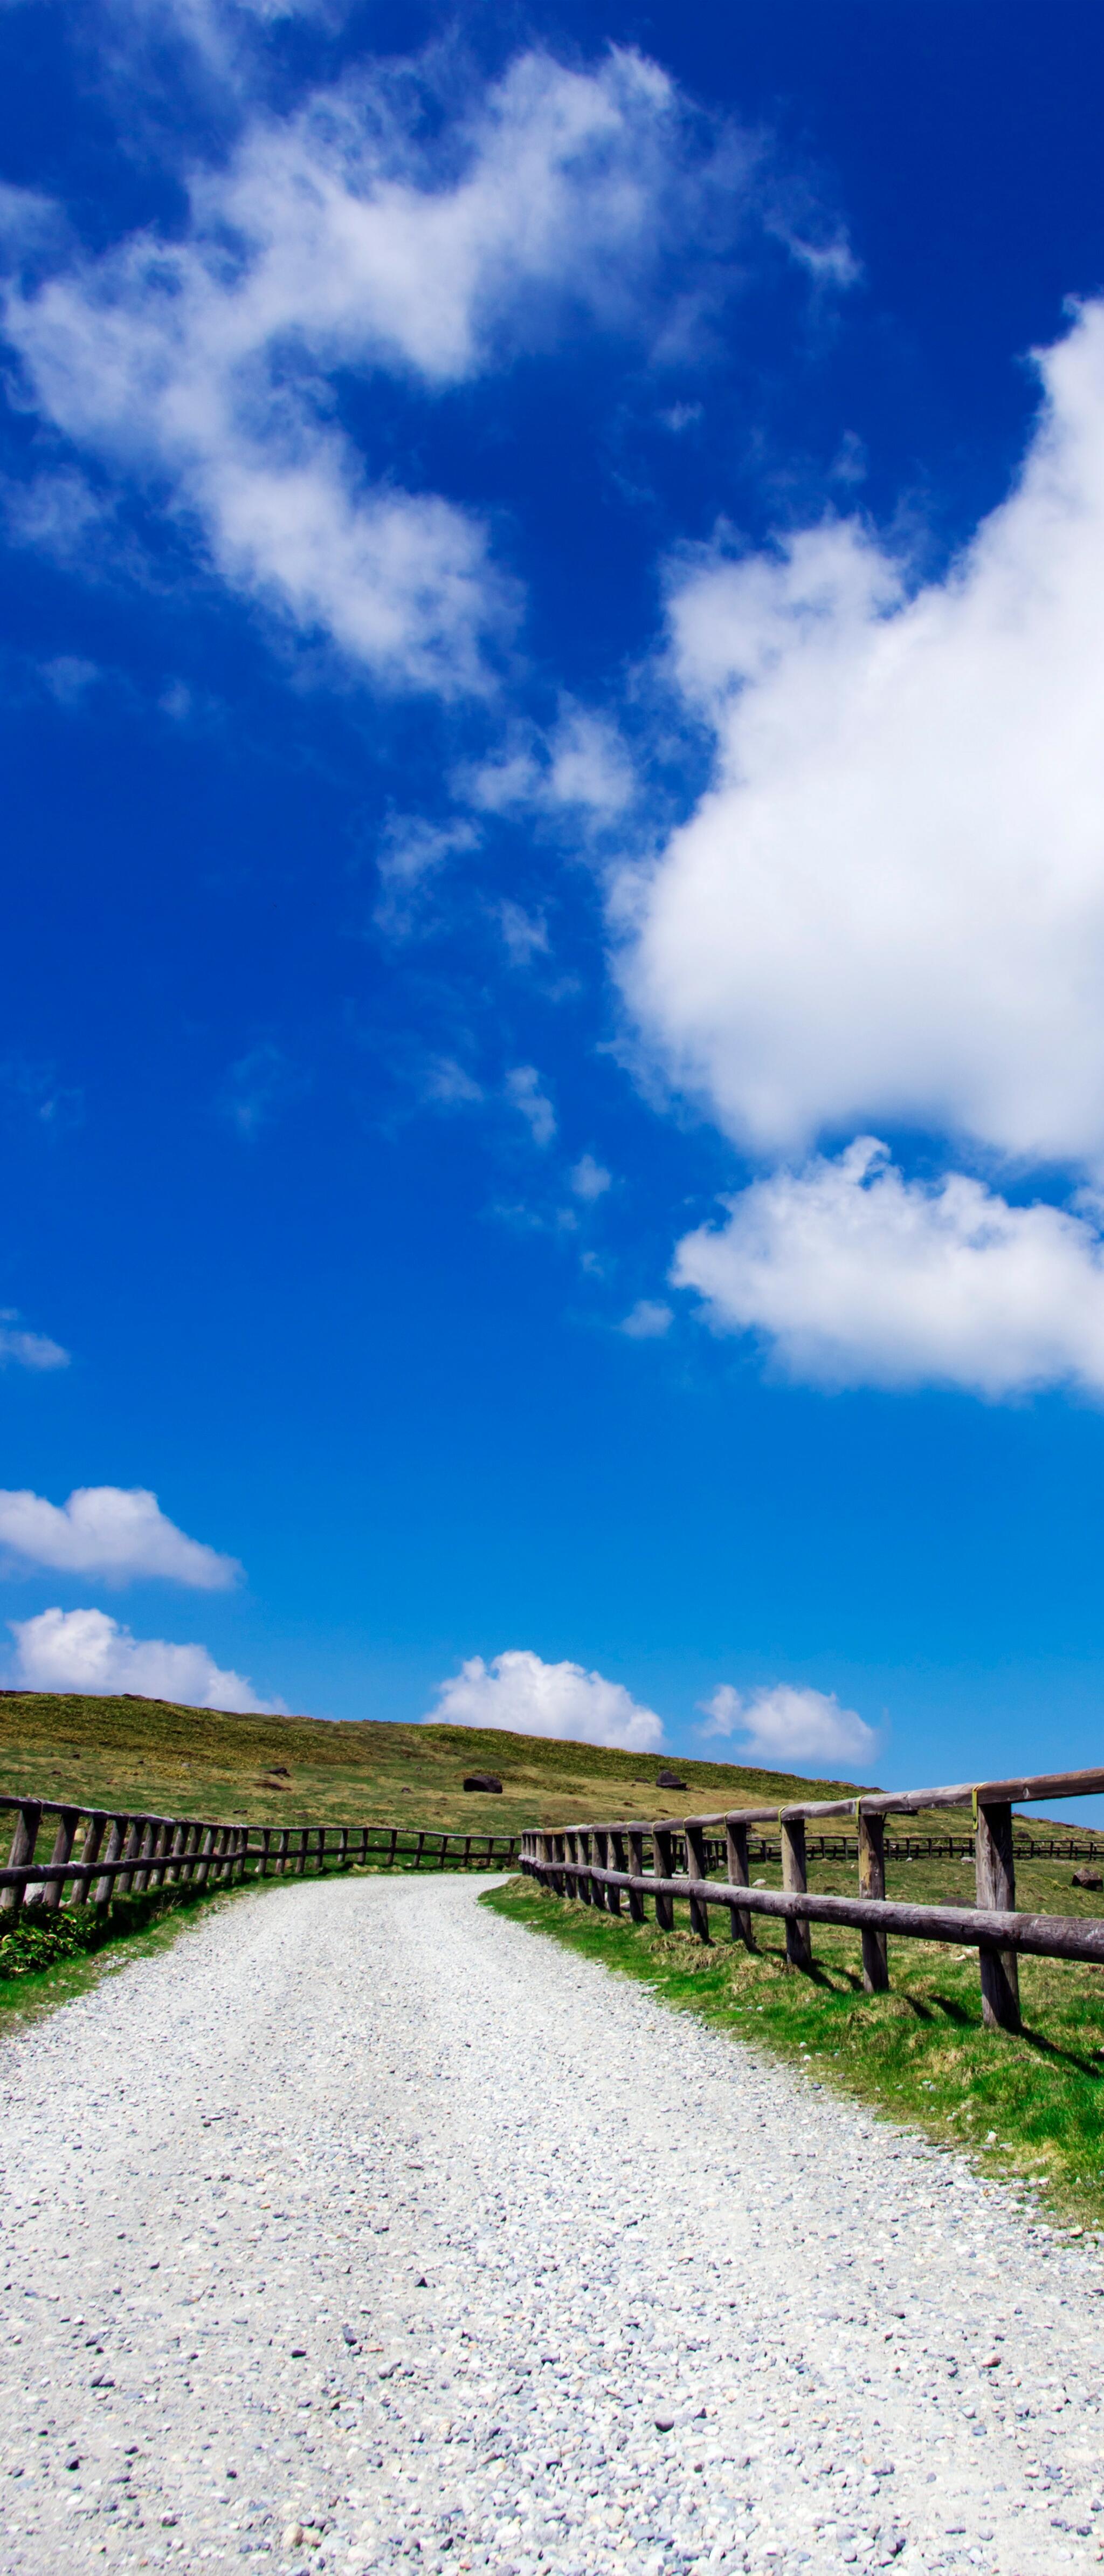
<box><xmin>656</xmin><ymin>1772</ymin><xmax>687</xmax><ymax>1791</ymax></box>
<box><xmin>464</xmin><ymin>1773</ymin><xmax>503</xmax><ymax>1794</ymax></box>
<box><xmin>1073</xmin><ymin>1867</ymin><xmax>1103</xmax><ymax>1888</ymax></box>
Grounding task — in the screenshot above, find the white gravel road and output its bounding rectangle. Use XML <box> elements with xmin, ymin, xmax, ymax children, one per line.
<box><xmin>1</xmin><ymin>1873</ymin><xmax>1102</xmax><ymax>2576</ymax></box>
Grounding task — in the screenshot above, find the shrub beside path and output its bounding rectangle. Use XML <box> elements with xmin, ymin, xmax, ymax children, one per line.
<box><xmin>0</xmin><ymin>1874</ymin><xmax>1101</xmax><ymax>2575</ymax></box>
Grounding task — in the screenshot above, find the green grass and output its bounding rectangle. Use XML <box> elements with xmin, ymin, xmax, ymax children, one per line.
<box><xmin>486</xmin><ymin>1859</ymin><xmax>1104</xmax><ymax>2235</ymax></box>
<box><xmin>0</xmin><ymin>1688</ymin><xmax>877</xmax><ymax>1836</ymax></box>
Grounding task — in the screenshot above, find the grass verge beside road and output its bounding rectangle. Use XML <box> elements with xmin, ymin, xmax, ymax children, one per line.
<box><xmin>486</xmin><ymin>1870</ymin><xmax>1104</xmax><ymax>2236</ymax></box>
<box><xmin>0</xmin><ymin>1879</ymin><xmax>262</xmax><ymax>2036</ymax></box>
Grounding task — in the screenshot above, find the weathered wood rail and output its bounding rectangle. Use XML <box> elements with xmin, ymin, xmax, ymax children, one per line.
<box><xmin>520</xmin><ymin>1761</ymin><xmax>1104</xmax><ymax>2034</ymax></box>
<box><xmin>0</xmin><ymin>1795</ymin><xmax>519</xmax><ymax>1923</ymax></box>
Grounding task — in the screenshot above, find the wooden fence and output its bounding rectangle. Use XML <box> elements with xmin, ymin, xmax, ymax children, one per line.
<box><xmin>0</xmin><ymin>1795</ymin><xmax>519</xmax><ymax>1922</ymax></box>
<box><xmin>519</xmin><ymin>1761</ymin><xmax>1104</xmax><ymax>2034</ymax></box>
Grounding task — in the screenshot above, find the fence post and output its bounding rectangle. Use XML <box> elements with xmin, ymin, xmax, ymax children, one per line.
<box><xmin>625</xmin><ymin>1828</ymin><xmax>645</xmax><ymax>1921</ymax></box>
<box><xmin>1</xmin><ymin>1802</ymin><xmax>42</xmax><ymax>1916</ymax></box>
<box><xmin>116</xmin><ymin>1813</ymin><xmax>144</xmax><ymax>1897</ymax></box>
<box><xmin>191</xmin><ymin>1824</ymin><xmax>213</xmax><ymax>1890</ymax></box>
<box><xmin>133</xmin><ymin>1817</ymin><xmax>160</xmax><ymax>1895</ymax></box>
<box><xmin>604</xmin><ymin>1829</ymin><xmax>624</xmax><ymax>1914</ymax></box>
<box><xmin>652</xmin><ymin>1826</ymin><xmax>674</xmax><ymax>1931</ymax></box>
<box><xmin>42</xmin><ymin>1806</ymin><xmax>80</xmax><ymax>1912</ymax></box>
<box><xmin>975</xmin><ymin>1797</ymin><xmax>1020</xmax><ymax>2032</ymax></box>
<box><xmin>589</xmin><ymin>1828</ymin><xmax>609</xmax><ymax>1912</ymax></box>
<box><xmin>154</xmin><ymin>1817</ymin><xmax>173</xmax><ymax>1885</ymax></box>
<box><xmin>779</xmin><ymin>1812</ymin><xmax>813</xmax><ymax>1972</ymax></box>
<box><xmin>93</xmin><ymin>1814</ymin><xmax>128</xmax><ymax>1907</ymax></box>
<box><xmin>165</xmin><ymin>1822</ymin><xmax>187</xmax><ymax>1885</ymax></box>
<box><xmin>724</xmin><ymin>1815</ymin><xmax>754</xmax><ymax>1949</ymax></box>
<box><xmin>572</xmin><ymin>1829</ymin><xmax>591</xmax><ymax>1904</ymax></box>
<box><xmin>72</xmin><ymin>1810</ymin><xmax>107</xmax><ymax>1907</ymax></box>
<box><xmin>685</xmin><ymin>1821</ymin><xmax>711</xmax><ymax>1944</ymax></box>
<box><xmin>857</xmin><ymin>1805</ymin><xmax>889</xmax><ymax>1993</ymax></box>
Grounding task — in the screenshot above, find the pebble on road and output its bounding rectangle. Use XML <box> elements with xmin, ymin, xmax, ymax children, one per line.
<box><xmin>0</xmin><ymin>1872</ymin><xmax>1102</xmax><ymax>2576</ymax></box>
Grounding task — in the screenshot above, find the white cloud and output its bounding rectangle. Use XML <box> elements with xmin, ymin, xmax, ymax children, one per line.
<box><xmin>674</xmin><ymin>1137</ymin><xmax>1104</xmax><ymax>1397</ymax></box>
<box><xmin>420</xmin><ymin>1055</ymin><xmax>484</xmax><ymax>1109</ymax></box>
<box><xmin>700</xmin><ymin>1679</ymin><xmax>875</xmax><ymax>1767</ymax></box>
<box><xmin>3</xmin><ymin>48</ymin><xmax>757</xmax><ymax>697</ymax></box>
<box><xmin>570</xmin><ymin>1153</ymin><xmax>611</xmax><ymax>1201</ymax></box>
<box><xmin>427</xmin><ymin>1647</ymin><xmax>663</xmax><ymax>1751</ymax></box>
<box><xmin>220</xmin><ymin>1041</ymin><xmax>305</xmax><ymax>1138</ymax></box>
<box><xmin>464</xmin><ymin>703</ymin><xmax>634</xmax><ymax>821</ymax></box>
<box><xmin>619</xmin><ymin>1297</ymin><xmax>673</xmax><ymax>1339</ymax></box>
<box><xmin>375</xmin><ymin>813</ymin><xmax>480</xmax><ymax>933</ymax></box>
<box><xmin>619</xmin><ymin>300</ymin><xmax>1104</xmax><ymax>1176</ymax></box>
<box><xmin>0</xmin><ymin>1312</ymin><xmax>69</xmax><ymax>1371</ymax></box>
<box><xmin>10</xmin><ymin>1604</ymin><xmax>275</xmax><ymax>1712</ymax></box>
<box><xmin>505</xmin><ymin>1064</ymin><xmax>556</xmax><ymax>1147</ymax></box>
<box><xmin>0</xmin><ymin>1485</ymin><xmax>242</xmax><ymax>1586</ymax></box>
<box><xmin>495</xmin><ymin>899</ymin><xmax>549</xmax><ymax>968</ymax></box>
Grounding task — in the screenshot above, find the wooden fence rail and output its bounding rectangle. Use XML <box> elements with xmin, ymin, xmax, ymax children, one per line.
<box><xmin>519</xmin><ymin>1760</ymin><xmax>1104</xmax><ymax>2035</ymax></box>
<box><xmin>0</xmin><ymin>1796</ymin><xmax>519</xmax><ymax>1926</ymax></box>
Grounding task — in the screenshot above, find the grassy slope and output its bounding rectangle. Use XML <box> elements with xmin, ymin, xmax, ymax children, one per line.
<box><xmin>487</xmin><ymin>1858</ymin><xmax>1104</xmax><ymax>2231</ymax></box>
<box><xmin>0</xmin><ymin>1689</ymin><xmax>875</xmax><ymax>1834</ymax></box>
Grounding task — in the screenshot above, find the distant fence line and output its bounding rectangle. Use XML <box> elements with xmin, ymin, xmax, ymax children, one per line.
<box><xmin>520</xmin><ymin>1761</ymin><xmax>1104</xmax><ymax>2035</ymax></box>
<box><xmin>0</xmin><ymin>1796</ymin><xmax>520</xmax><ymax>1922</ymax></box>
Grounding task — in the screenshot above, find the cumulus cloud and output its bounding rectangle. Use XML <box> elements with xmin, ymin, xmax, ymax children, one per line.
<box><xmin>0</xmin><ymin>1311</ymin><xmax>69</xmax><ymax>1370</ymax></box>
<box><xmin>620</xmin><ymin>300</ymin><xmax>1104</xmax><ymax>1176</ymax></box>
<box><xmin>10</xmin><ymin>1604</ymin><xmax>275</xmax><ymax>1711</ymax></box>
<box><xmin>673</xmin><ymin>1137</ymin><xmax>1104</xmax><ymax>1397</ymax></box>
<box><xmin>0</xmin><ymin>1485</ymin><xmax>242</xmax><ymax>1586</ymax></box>
<box><xmin>427</xmin><ymin>1647</ymin><xmax>664</xmax><ymax>1750</ymax></box>
<box><xmin>3</xmin><ymin>48</ymin><xmax>768</xmax><ymax>697</ymax></box>
<box><xmin>700</xmin><ymin>1680</ymin><xmax>875</xmax><ymax>1767</ymax></box>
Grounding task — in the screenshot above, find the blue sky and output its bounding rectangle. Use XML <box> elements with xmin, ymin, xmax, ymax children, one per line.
<box><xmin>4</xmin><ymin>0</ymin><xmax>1104</xmax><ymax>1793</ymax></box>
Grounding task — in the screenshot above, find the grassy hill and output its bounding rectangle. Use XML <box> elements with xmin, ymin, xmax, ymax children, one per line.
<box><xmin>0</xmin><ymin>1689</ymin><xmax>1098</xmax><ymax>1847</ymax></box>
<box><xmin>0</xmin><ymin>1688</ymin><xmax>879</xmax><ymax>1834</ymax></box>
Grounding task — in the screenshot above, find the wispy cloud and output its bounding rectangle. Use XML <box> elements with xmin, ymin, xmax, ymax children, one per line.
<box><xmin>619</xmin><ymin>1298</ymin><xmax>672</xmax><ymax>1339</ymax></box>
<box><xmin>4</xmin><ymin>47</ymin><xmax>795</xmax><ymax>699</ymax></box>
<box><xmin>505</xmin><ymin>1064</ymin><xmax>556</xmax><ymax>1148</ymax></box>
<box><xmin>569</xmin><ymin>1153</ymin><xmax>612</xmax><ymax>1201</ymax></box>
<box><xmin>0</xmin><ymin>1313</ymin><xmax>70</xmax><ymax>1372</ymax></box>
<box><xmin>220</xmin><ymin>1042</ymin><xmax>306</xmax><ymax>1140</ymax></box>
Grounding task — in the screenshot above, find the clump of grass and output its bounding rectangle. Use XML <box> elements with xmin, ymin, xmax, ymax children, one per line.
<box><xmin>486</xmin><ymin>1866</ymin><xmax>1104</xmax><ymax>2234</ymax></box>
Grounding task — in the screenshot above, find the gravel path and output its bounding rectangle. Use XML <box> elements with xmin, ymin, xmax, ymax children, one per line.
<box><xmin>1</xmin><ymin>1875</ymin><xmax>1102</xmax><ymax>2576</ymax></box>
